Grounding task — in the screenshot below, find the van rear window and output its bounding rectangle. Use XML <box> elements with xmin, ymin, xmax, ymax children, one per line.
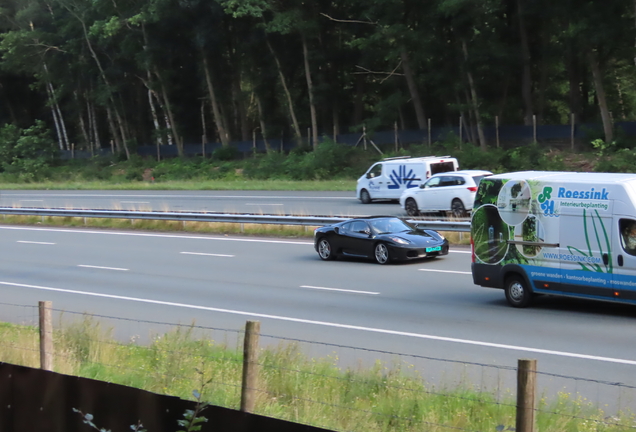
<box><xmin>430</xmin><ymin>162</ymin><xmax>456</xmax><ymax>175</ymax></box>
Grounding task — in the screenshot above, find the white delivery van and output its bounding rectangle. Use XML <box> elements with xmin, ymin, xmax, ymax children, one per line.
<box><xmin>356</xmin><ymin>156</ymin><xmax>459</xmax><ymax>203</ymax></box>
<box><xmin>471</xmin><ymin>171</ymin><xmax>636</xmax><ymax>308</ymax></box>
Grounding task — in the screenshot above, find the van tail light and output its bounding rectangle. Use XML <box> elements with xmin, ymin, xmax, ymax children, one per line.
<box><xmin>426</xmin><ymin>170</ymin><xmax>430</xmax><ymax>178</ymax></box>
<box><xmin>467</xmin><ymin>186</ymin><xmax>478</xmax><ymax>192</ymax></box>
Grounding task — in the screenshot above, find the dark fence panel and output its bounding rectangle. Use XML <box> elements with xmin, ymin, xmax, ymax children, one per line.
<box><xmin>61</xmin><ymin>121</ymin><xmax>636</xmax><ymax>160</ymax></box>
<box><xmin>0</xmin><ymin>362</ymin><xmax>333</xmax><ymax>432</ymax></box>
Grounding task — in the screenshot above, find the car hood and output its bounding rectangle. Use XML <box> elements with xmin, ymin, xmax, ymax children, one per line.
<box><xmin>378</xmin><ymin>231</ymin><xmax>443</xmax><ymax>245</ymax></box>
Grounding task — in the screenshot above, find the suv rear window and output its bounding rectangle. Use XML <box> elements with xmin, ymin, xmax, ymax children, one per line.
<box><xmin>472</xmin><ymin>174</ymin><xmax>491</xmax><ymax>185</ymax></box>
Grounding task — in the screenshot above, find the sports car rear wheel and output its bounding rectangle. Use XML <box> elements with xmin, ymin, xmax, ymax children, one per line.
<box><xmin>374</xmin><ymin>243</ymin><xmax>390</xmax><ymax>264</ymax></box>
<box><xmin>317</xmin><ymin>238</ymin><xmax>336</xmax><ymax>261</ymax></box>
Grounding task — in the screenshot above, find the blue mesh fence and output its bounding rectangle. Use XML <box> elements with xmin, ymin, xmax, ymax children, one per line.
<box><xmin>62</xmin><ymin>121</ymin><xmax>636</xmax><ymax>159</ymax></box>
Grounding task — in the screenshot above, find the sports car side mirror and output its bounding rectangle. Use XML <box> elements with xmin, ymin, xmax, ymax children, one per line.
<box><xmin>334</xmin><ymin>227</ymin><xmax>339</xmax><ymax>234</ymax></box>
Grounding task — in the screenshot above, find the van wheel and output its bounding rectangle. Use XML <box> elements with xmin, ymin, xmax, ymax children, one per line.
<box><xmin>360</xmin><ymin>189</ymin><xmax>372</xmax><ymax>204</ymax></box>
<box><xmin>405</xmin><ymin>198</ymin><xmax>420</xmax><ymax>216</ymax></box>
<box><xmin>450</xmin><ymin>199</ymin><xmax>466</xmax><ymax>218</ymax></box>
<box><xmin>505</xmin><ymin>275</ymin><xmax>533</xmax><ymax>308</ymax></box>
<box><xmin>374</xmin><ymin>243</ymin><xmax>390</xmax><ymax>264</ymax></box>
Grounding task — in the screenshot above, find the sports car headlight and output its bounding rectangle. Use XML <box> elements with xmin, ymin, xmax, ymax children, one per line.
<box><xmin>389</xmin><ymin>236</ymin><xmax>411</xmax><ymax>244</ymax></box>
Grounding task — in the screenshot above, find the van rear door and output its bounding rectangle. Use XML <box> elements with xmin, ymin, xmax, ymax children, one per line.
<box><xmin>429</xmin><ymin>161</ymin><xmax>457</xmax><ymax>177</ymax></box>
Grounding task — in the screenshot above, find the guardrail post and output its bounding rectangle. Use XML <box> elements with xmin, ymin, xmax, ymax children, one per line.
<box><xmin>39</xmin><ymin>301</ymin><xmax>53</xmax><ymax>371</ymax></box>
<box><xmin>516</xmin><ymin>358</ymin><xmax>537</xmax><ymax>432</ymax></box>
<box><xmin>240</xmin><ymin>320</ymin><xmax>261</xmax><ymax>413</ymax></box>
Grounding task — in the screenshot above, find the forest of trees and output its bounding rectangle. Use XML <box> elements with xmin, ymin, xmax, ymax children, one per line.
<box><xmin>1</xmin><ymin>0</ymin><xmax>635</xmax><ymax>159</ymax></box>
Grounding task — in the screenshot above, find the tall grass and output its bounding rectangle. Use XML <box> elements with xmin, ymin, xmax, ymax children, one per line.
<box><xmin>0</xmin><ymin>319</ymin><xmax>633</xmax><ymax>432</ymax></box>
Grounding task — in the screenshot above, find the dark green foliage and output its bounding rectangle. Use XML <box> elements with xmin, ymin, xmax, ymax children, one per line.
<box><xmin>0</xmin><ymin>121</ymin><xmax>59</xmax><ymax>180</ymax></box>
<box><xmin>212</xmin><ymin>146</ymin><xmax>241</xmax><ymax>161</ymax></box>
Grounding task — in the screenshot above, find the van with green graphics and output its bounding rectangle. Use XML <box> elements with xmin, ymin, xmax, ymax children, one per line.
<box><xmin>471</xmin><ymin>171</ymin><xmax>636</xmax><ymax>308</ymax></box>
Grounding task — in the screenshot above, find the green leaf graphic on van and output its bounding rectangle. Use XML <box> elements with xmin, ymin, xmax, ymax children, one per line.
<box><xmin>566</xmin><ymin>209</ymin><xmax>612</xmax><ymax>273</ymax></box>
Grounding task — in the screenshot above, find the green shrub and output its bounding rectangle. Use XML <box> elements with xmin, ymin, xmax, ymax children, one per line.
<box><xmin>212</xmin><ymin>146</ymin><xmax>241</xmax><ymax>161</ymax></box>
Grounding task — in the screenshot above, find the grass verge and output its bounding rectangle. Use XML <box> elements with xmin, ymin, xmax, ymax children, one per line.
<box><xmin>0</xmin><ymin>319</ymin><xmax>633</xmax><ymax>432</ymax></box>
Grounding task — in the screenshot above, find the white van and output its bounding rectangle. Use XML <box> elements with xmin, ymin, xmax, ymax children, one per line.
<box><xmin>356</xmin><ymin>156</ymin><xmax>459</xmax><ymax>204</ymax></box>
<box><xmin>471</xmin><ymin>171</ymin><xmax>636</xmax><ymax>308</ymax></box>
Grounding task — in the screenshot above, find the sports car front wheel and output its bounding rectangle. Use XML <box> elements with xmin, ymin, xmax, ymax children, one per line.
<box><xmin>317</xmin><ymin>238</ymin><xmax>336</xmax><ymax>261</ymax></box>
<box><xmin>374</xmin><ymin>243</ymin><xmax>390</xmax><ymax>264</ymax></box>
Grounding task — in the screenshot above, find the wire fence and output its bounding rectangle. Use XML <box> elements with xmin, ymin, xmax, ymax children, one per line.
<box><xmin>1</xmin><ymin>300</ymin><xmax>635</xmax><ymax>432</ymax></box>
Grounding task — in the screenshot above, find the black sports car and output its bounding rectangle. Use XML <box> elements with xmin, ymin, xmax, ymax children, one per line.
<box><xmin>314</xmin><ymin>216</ymin><xmax>449</xmax><ymax>264</ymax></box>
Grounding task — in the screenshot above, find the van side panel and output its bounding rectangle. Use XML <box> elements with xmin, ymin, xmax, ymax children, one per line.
<box><xmin>471</xmin><ymin>172</ymin><xmax>636</xmax><ymax>306</ymax></box>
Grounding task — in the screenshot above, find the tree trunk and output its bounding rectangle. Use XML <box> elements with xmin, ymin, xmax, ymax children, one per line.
<box><xmin>302</xmin><ymin>34</ymin><xmax>319</xmax><ymax>149</ymax></box>
<box><xmin>255</xmin><ymin>94</ymin><xmax>270</xmax><ymax>152</ymax></box>
<box><xmin>589</xmin><ymin>50</ymin><xmax>613</xmax><ymax>143</ymax></box>
<box><xmin>45</xmin><ymin>81</ymin><xmax>64</xmax><ymax>150</ymax></box>
<box><xmin>75</xmin><ymin>91</ymin><xmax>90</xmax><ymax>151</ymax></box>
<box><xmin>105</xmin><ymin>105</ymin><xmax>122</xmax><ymax>153</ymax></box>
<box><xmin>233</xmin><ymin>78</ymin><xmax>249</xmax><ymax>142</ymax></box>
<box><xmin>265</xmin><ymin>35</ymin><xmax>302</xmax><ymax>143</ymax></box>
<box><xmin>565</xmin><ymin>42</ymin><xmax>582</xmax><ymax>120</ymax></box>
<box><xmin>67</xmin><ymin>7</ymin><xmax>130</xmax><ymax>159</ymax></box>
<box><xmin>461</xmin><ymin>40</ymin><xmax>487</xmax><ymax>150</ymax></box>
<box><xmin>50</xmin><ymin>82</ymin><xmax>70</xmax><ymax>151</ymax></box>
<box><xmin>517</xmin><ymin>0</ymin><xmax>534</xmax><ymax>125</ymax></box>
<box><xmin>156</xmin><ymin>75</ymin><xmax>183</xmax><ymax>154</ymax></box>
<box><xmin>352</xmin><ymin>74</ymin><xmax>364</xmax><ymax>127</ymax></box>
<box><xmin>88</xmin><ymin>97</ymin><xmax>101</xmax><ymax>153</ymax></box>
<box><xmin>400</xmin><ymin>49</ymin><xmax>427</xmax><ymax>130</ymax></box>
<box><xmin>202</xmin><ymin>54</ymin><xmax>230</xmax><ymax>147</ymax></box>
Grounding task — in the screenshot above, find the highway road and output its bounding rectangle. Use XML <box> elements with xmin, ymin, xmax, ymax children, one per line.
<box><xmin>0</xmin><ymin>190</ymin><xmax>401</xmax><ymax>217</ymax></box>
<box><xmin>1</xmin><ymin>224</ymin><xmax>635</xmax><ymax>411</ymax></box>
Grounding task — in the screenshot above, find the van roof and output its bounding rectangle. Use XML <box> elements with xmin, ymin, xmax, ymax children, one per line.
<box><xmin>381</xmin><ymin>156</ymin><xmax>456</xmax><ymax>163</ymax></box>
<box><xmin>488</xmin><ymin>171</ymin><xmax>636</xmax><ymax>184</ymax></box>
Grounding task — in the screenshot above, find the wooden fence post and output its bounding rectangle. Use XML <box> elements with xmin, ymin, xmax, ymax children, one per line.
<box><xmin>459</xmin><ymin>116</ymin><xmax>463</xmax><ymax>144</ymax></box>
<box><xmin>39</xmin><ymin>301</ymin><xmax>53</xmax><ymax>371</ymax></box>
<box><xmin>427</xmin><ymin>118</ymin><xmax>431</xmax><ymax>147</ymax></box>
<box><xmin>532</xmin><ymin>115</ymin><xmax>537</xmax><ymax>143</ymax></box>
<box><xmin>516</xmin><ymin>358</ymin><xmax>537</xmax><ymax>432</ymax></box>
<box><xmin>240</xmin><ymin>320</ymin><xmax>261</xmax><ymax>413</ymax></box>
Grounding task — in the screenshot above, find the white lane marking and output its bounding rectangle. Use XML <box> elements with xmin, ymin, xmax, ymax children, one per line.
<box><xmin>0</xmin><ymin>280</ymin><xmax>633</xmax><ymax>366</ymax></box>
<box><xmin>0</xmin><ymin>227</ymin><xmax>471</xmax><ymax>253</ymax></box>
<box><xmin>17</xmin><ymin>241</ymin><xmax>55</xmax><ymax>245</ymax></box>
<box><xmin>4</xmin><ymin>193</ymin><xmax>353</xmax><ymax>200</ymax></box>
<box><xmin>19</xmin><ymin>199</ymin><xmax>44</xmax><ymax>202</ymax></box>
<box><xmin>245</xmin><ymin>203</ymin><xmax>284</xmax><ymax>206</ymax></box>
<box><xmin>120</xmin><ymin>201</ymin><xmax>150</xmax><ymax>204</ymax></box>
<box><xmin>0</xmin><ymin>226</ymin><xmax>312</xmax><ymax>245</ymax></box>
<box><xmin>419</xmin><ymin>269</ymin><xmax>471</xmax><ymax>275</ymax></box>
<box><xmin>300</xmin><ymin>285</ymin><xmax>379</xmax><ymax>295</ymax></box>
<box><xmin>451</xmin><ymin>250</ymin><xmax>471</xmax><ymax>254</ymax></box>
<box><xmin>181</xmin><ymin>252</ymin><xmax>234</xmax><ymax>258</ymax></box>
<box><xmin>78</xmin><ymin>265</ymin><xmax>129</xmax><ymax>271</ymax></box>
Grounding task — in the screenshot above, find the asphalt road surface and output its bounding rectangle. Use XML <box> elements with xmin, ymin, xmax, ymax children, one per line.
<box><xmin>0</xmin><ymin>190</ymin><xmax>402</xmax><ymax>217</ymax></box>
<box><xmin>1</xmin><ymin>224</ymin><xmax>635</xmax><ymax>411</ymax></box>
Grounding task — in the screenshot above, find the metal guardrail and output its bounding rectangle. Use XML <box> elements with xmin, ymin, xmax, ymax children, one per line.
<box><xmin>0</xmin><ymin>207</ymin><xmax>471</xmax><ymax>232</ymax></box>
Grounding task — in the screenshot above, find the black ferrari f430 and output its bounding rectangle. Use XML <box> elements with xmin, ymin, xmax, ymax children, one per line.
<box><xmin>314</xmin><ymin>216</ymin><xmax>449</xmax><ymax>264</ymax></box>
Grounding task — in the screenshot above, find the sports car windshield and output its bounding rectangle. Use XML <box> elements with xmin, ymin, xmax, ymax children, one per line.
<box><xmin>369</xmin><ymin>218</ymin><xmax>413</xmax><ymax>234</ymax></box>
